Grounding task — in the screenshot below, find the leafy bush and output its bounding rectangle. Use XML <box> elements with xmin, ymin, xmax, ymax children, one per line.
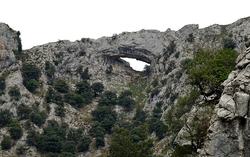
<box><xmin>89</xmin><ymin>122</ymin><xmax>106</xmax><ymax>138</ymax></box>
<box><xmin>29</xmin><ymin>111</ymin><xmax>47</xmax><ymax>127</ymax></box>
<box><xmin>91</xmin><ymin>106</ymin><xmax>117</xmax><ymax>122</ymax></box>
<box><xmin>54</xmin><ymin>79</ymin><xmax>69</xmax><ymax>93</ymax></box>
<box><xmin>96</xmin><ymin>137</ymin><xmax>105</xmax><ymax>147</ymax></box>
<box><xmin>22</xmin><ymin>63</ymin><xmax>41</xmax><ymax>92</ymax></box>
<box><xmin>55</xmin><ymin>106</ymin><xmax>66</xmax><ymax>117</ymax></box>
<box><xmin>8</xmin><ymin>120</ymin><xmax>23</xmax><ymax>140</ymax></box>
<box><xmin>0</xmin><ymin>109</ymin><xmax>12</xmax><ymax>127</ymax></box>
<box><xmin>45</xmin><ymin>87</ymin><xmax>64</xmax><ymax>106</ymax></box>
<box><xmin>45</xmin><ymin>61</ymin><xmax>55</xmax><ymax>79</ymax></box>
<box><xmin>80</xmin><ymin>67</ymin><xmax>91</xmax><ymax>80</ymax></box>
<box><xmin>187</xmin><ymin>33</ymin><xmax>195</xmax><ymax>42</ymax></box>
<box><xmin>106</xmin><ymin>65</ymin><xmax>113</xmax><ymax>74</ymax></box>
<box><xmin>76</xmin><ymin>81</ymin><xmax>92</xmax><ymax>104</ymax></box>
<box><xmin>223</xmin><ymin>38</ymin><xmax>236</xmax><ymax>49</ymax></box>
<box><xmin>147</xmin><ymin>102</ymin><xmax>167</xmax><ymax>139</ymax></box>
<box><xmin>67</xmin><ymin>128</ymin><xmax>83</xmax><ymax>142</ymax></box>
<box><xmin>1</xmin><ymin>136</ymin><xmax>12</xmax><ymax>150</ymax></box>
<box><xmin>151</xmin><ymin>79</ymin><xmax>158</xmax><ymax>87</ymax></box>
<box><xmin>8</xmin><ymin>85</ymin><xmax>21</xmax><ymax>100</ymax></box>
<box><xmin>77</xmin><ymin>137</ymin><xmax>91</xmax><ymax>152</ymax></box>
<box><xmin>143</xmin><ymin>65</ymin><xmax>151</xmax><ymax>76</ymax></box>
<box><xmin>23</xmin><ymin>79</ymin><xmax>39</xmax><ymax>92</ymax></box>
<box><xmin>118</xmin><ymin>90</ymin><xmax>135</xmax><ymax>111</ymax></box>
<box><xmin>0</xmin><ymin>76</ymin><xmax>6</xmax><ymax>95</ymax></box>
<box><xmin>64</xmin><ymin>93</ymin><xmax>84</xmax><ymax>108</ymax></box>
<box><xmin>109</xmin><ymin>127</ymin><xmax>153</xmax><ymax>157</ymax></box>
<box><xmin>171</xmin><ymin>145</ymin><xmax>194</xmax><ymax>157</ymax></box>
<box><xmin>185</xmin><ymin>48</ymin><xmax>238</xmax><ymax>100</ymax></box>
<box><xmin>61</xmin><ymin>141</ymin><xmax>76</xmax><ymax>154</ymax></box>
<box><xmin>98</xmin><ymin>91</ymin><xmax>117</xmax><ymax>106</ymax></box>
<box><xmin>166</xmin><ymin>40</ymin><xmax>176</xmax><ymax>55</ymax></box>
<box><xmin>91</xmin><ymin>82</ymin><xmax>104</xmax><ymax>97</ymax></box>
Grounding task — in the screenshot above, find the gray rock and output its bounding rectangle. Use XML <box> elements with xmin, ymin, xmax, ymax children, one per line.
<box><xmin>234</xmin><ymin>92</ymin><xmax>250</xmax><ymax>117</ymax></box>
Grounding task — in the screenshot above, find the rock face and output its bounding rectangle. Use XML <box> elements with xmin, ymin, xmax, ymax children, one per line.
<box><xmin>1</xmin><ymin>17</ymin><xmax>250</xmax><ymax>156</ymax></box>
<box><xmin>200</xmin><ymin>47</ymin><xmax>250</xmax><ymax>157</ymax></box>
<box><xmin>0</xmin><ymin>23</ymin><xmax>19</xmax><ymax>69</ymax></box>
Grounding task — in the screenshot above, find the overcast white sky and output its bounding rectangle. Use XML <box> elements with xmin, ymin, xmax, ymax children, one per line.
<box><xmin>1</xmin><ymin>0</ymin><xmax>249</xmax><ymax>70</ymax></box>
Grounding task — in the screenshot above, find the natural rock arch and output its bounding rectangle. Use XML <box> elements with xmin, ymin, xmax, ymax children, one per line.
<box><xmin>99</xmin><ymin>46</ymin><xmax>155</xmax><ymax>64</ymax></box>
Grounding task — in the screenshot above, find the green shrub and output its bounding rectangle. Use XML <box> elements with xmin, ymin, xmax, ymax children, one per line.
<box><xmin>166</xmin><ymin>41</ymin><xmax>176</xmax><ymax>55</ymax></box>
<box><xmin>0</xmin><ymin>76</ymin><xmax>6</xmax><ymax>95</ymax></box>
<box><xmin>60</xmin><ymin>152</ymin><xmax>75</xmax><ymax>157</ymax></box>
<box><xmin>187</xmin><ymin>33</ymin><xmax>195</xmax><ymax>42</ymax></box>
<box><xmin>61</xmin><ymin>141</ymin><xmax>76</xmax><ymax>154</ymax></box>
<box><xmin>80</xmin><ymin>67</ymin><xmax>91</xmax><ymax>80</ymax></box>
<box><xmin>89</xmin><ymin>122</ymin><xmax>106</xmax><ymax>138</ymax></box>
<box><xmin>23</xmin><ymin>78</ymin><xmax>39</xmax><ymax>92</ymax></box>
<box><xmin>223</xmin><ymin>38</ymin><xmax>236</xmax><ymax>49</ymax></box>
<box><xmin>95</xmin><ymin>137</ymin><xmax>105</xmax><ymax>147</ymax></box>
<box><xmin>76</xmin><ymin>81</ymin><xmax>92</xmax><ymax>104</ymax></box>
<box><xmin>8</xmin><ymin>85</ymin><xmax>21</xmax><ymax>100</ymax></box>
<box><xmin>17</xmin><ymin>104</ymin><xmax>32</xmax><ymax>120</ymax></box>
<box><xmin>8</xmin><ymin>120</ymin><xmax>23</xmax><ymax>140</ymax></box>
<box><xmin>1</xmin><ymin>136</ymin><xmax>12</xmax><ymax>150</ymax></box>
<box><xmin>171</xmin><ymin>145</ymin><xmax>194</xmax><ymax>157</ymax></box>
<box><xmin>77</xmin><ymin>137</ymin><xmax>91</xmax><ymax>152</ymax></box>
<box><xmin>22</xmin><ymin>63</ymin><xmax>41</xmax><ymax>92</ymax></box>
<box><xmin>54</xmin><ymin>79</ymin><xmax>69</xmax><ymax>93</ymax></box>
<box><xmin>16</xmin><ymin>145</ymin><xmax>28</xmax><ymax>155</ymax></box>
<box><xmin>118</xmin><ymin>90</ymin><xmax>135</xmax><ymax>111</ymax></box>
<box><xmin>0</xmin><ymin>109</ymin><xmax>12</xmax><ymax>127</ymax></box>
<box><xmin>106</xmin><ymin>65</ymin><xmax>113</xmax><ymax>74</ymax></box>
<box><xmin>45</xmin><ymin>61</ymin><xmax>55</xmax><ymax>79</ymax></box>
<box><xmin>91</xmin><ymin>82</ymin><xmax>104</xmax><ymax>97</ymax></box>
<box><xmin>55</xmin><ymin>106</ymin><xmax>66</xmax><ymax>117</ymax></box>
<box><xmin>143</xmin><ymin>65</ymin><xmax>151</xmax><ymax>76</ymax></box>
<box><xmin>29</xmin><ymin>111</ymin><xmax>47</xmax><ymax>127</ymax></box>
<box><xmin>22</xmin><ymin>63</ymin><xmax>41</xmax><ymax>81</ymax></box>
<box><xmin>67</xmin><ymin>128</ymin><xmax>82</xmax><ymax>142</ymax></box>
<box><xmin>151</xmin><ymin>79</ymin><xmax>158</xmax><ymax>87</ymax></box>
<box><xmin>64</xmin><ymin>93</ymin><xmax>84</xmax><ymax>108</ymax></box>
<box><xmin>185</xmin><ymin>48</ymin><xmax>238</xmax><ymax>100</ymax></box>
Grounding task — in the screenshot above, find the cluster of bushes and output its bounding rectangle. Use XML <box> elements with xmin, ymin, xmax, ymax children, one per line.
<box><xmin>147</xmin><ymin>101</ymin><xmax>166</xmax><ymax>139</ymax></box>
<box><xmin>26</xmin><ymin>120</ymin><xmax>91</xmax><ymax>156</ymax></box>
<box><xmin>45</xmin><ymin>61</ymin><xmax>55</xmax><ymax>85</ymax></box>
<box><xmin>109</xmin><ymin>108</ymin><xmax>154</xmax><ymax>156</ymax></box>
<box><xmin>0</xmin><ymin>109</ymin><xmax>24</xmax><ymax>150</ymax></box>
<box><xmin>90</xmin><ymin>91</ymin><xmax>118</xmax><ymax>147</ymax></box>
<box><xmin>45</xmin><ymin>78</ymin><xmax>104</xmax><ymax>118</ymax></box>
<box><xmin>185</xmin><ymin>48</ymin><xmax>238</xmax><ymax>100</ymax></box>
<box><xmin>21</xmin><ymin>63</ymin><xmax>41</xmax><ymax>92</ymax></box>
<box><xmin>8</xmin><ymin>85</ymin><xmax>21</xmax><ymax>101</ymax></box>
<box><xmin>90</xmin><ymin>90</ymin><xmax>135</xmax><ymax>147</ymax></box>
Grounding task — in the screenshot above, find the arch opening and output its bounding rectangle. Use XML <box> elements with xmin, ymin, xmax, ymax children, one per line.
<box><xmin>120</xmin><ymin>57</ymin><xmax>150</xmax><ymax>71</ymax></box>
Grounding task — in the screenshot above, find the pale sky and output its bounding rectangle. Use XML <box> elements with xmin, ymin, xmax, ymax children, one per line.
<box><xmin>1</xmin><ymin>0</ymin><xmax>249</xmax><ymax>70</ymax></box>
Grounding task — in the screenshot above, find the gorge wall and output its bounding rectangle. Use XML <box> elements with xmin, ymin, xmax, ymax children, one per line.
<box><xmin>0</xmin><ymin>16</ymin><xmax>250</xmax><ymax>157</ymax></box>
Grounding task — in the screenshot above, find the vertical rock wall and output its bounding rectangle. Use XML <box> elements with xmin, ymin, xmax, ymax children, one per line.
<box><xmin>0</xmin><ymin>23</ymin><xmax>19</xmax><ymax>69</ymax></box>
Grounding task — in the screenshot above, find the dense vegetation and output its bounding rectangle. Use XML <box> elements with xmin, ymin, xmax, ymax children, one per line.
<box><xmin>185</xmin><ymin>48</ymin><xmax>238</xmax><ymax>101</ymax></box>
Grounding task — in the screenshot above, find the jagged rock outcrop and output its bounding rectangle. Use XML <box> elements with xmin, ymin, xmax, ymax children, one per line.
<box><xmin>0</xmin><ymin>23</ymin><xmax>20</xmax><ymax>69</ymax></box>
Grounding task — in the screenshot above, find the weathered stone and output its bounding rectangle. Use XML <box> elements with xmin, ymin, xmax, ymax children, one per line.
<box><xmin>234</xmin><ymin>92</ymin><xmax>250</xmax><ymax>117</ymax></box>
<box><xmin>0</xmin><ymin>23</ymin><xmax>18</xmax><ymax>69</ymax></box>
<box><xmin>218</xmin><ymin>94</ymin><xmax>236</xmax><ymax>113</ymax></box>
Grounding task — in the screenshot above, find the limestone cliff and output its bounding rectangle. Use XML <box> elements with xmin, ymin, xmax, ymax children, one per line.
<box><xmin>0</xmin><ymin>23</ymin><xmax>20</xmax><ymax>69</ymax></box>
<box><xmin>0</xmin><ymin>16</ymin><xmax>250</xmax><ymax>157</ymax></box>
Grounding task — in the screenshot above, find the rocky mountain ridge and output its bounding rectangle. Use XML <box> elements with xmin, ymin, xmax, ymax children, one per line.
<box><xmin>0</xmin><ymin>16</ymin><xmax>250</xmax><ymax>156</ymax></box>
